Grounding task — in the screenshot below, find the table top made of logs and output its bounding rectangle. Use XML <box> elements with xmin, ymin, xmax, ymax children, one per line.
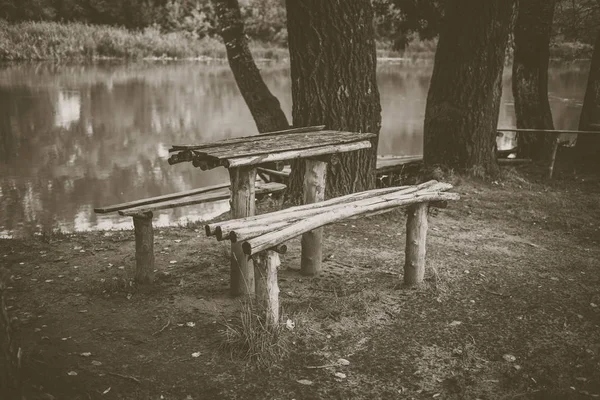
<box><xmin>167</xmin><ymin>126</ymin><xmax>376</xmax><ymax>170</ymax></box>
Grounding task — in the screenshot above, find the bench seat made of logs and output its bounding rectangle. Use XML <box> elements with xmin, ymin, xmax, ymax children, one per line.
<box><xmin>94</xmin><ymin>181</ymin><xmax>286</xmax><ymax>283</ymax></box>
<box><xmin>205</xmin><ymin>180</ymin><xmax>459</xmax><ymax>326</ymax></box>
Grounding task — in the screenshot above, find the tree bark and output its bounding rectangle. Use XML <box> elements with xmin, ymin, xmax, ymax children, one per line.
<box><xmin>423</xmin><ymin>0</ymin><xmax>515</xmax><ymax>176</ymax></box>
<box><xmin>575</xmin><ymin>30</ymin><xmax>600</xmax><ymax>169</ymax></box>
<box><xmin>213</xmin><ymin>0</ymin><xmax>290</xmax><ymax>133</ymax></box>
<box><xmin>512</xmin><ymin>0</ymin><xmax>557</xmax><ymax>162</ymax></box>
<box><xmin>285</xmin><ymin>0</ymin><xmax>382</xmax><ymax>199</ymax></box>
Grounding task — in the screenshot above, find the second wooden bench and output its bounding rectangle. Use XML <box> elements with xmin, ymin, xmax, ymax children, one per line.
<box><xmin>94</xmin><ymin>181</ymin><xmax>286</xmax><ymax>283</ymax></box>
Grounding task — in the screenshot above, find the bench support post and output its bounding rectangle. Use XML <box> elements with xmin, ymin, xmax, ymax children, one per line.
<box><xmin>404</xmin><ymin>203</ymin><xmax>428</xmax><ymax>286</ymax></box>
<box><xmin>132</xmin><ymin>212</ymin><xmax>155</xmax><ymax>284</ymax></box>
<box><xmin>229</xmin><ymin>167</ymin><xmax>257</xmax><ymax>296</ymax></box>
<box><xmin>254</xmin><ymin>250</ymin><xmax>280</xmax><ymax>327</ymax></box>
<box><xmin>301</xmin><ymin>158</ymin><xmax>327</xmax><ymax>276</ymax></box>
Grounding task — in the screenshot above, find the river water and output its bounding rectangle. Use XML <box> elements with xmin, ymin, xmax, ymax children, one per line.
<box><xmin>0</xmin><ymin>61</ymin><xmax>590</xmax><ymax>237</ymax></box>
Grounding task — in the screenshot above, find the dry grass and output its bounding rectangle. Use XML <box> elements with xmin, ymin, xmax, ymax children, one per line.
<box><xmin>220</xmin><ymin>300</ymin><xmax>290</xmax><ymax>369</ymax></box>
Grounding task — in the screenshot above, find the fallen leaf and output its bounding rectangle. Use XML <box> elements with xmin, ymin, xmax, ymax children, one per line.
<box><xmin>67</xmin><ymin>371</ymin><xmax>78</xmax><ymax>376</ymax></box>
<box><xmin>334</xmin><ymin>372</ymin><xmax>346</xmax><ymax>379</ymax></box>
<box><xmin>186</xmin><ymin>322</ymin><xmax>196</xmax><ymax>327</ymax></box>
<box><xmin>102</xmin><ymin>387</ymin><xmax>111</xmax><ymax>395</ymax></box>
<box><xmin>80</xmin><ymin>352</ymin><xmax>92</xmax><ymax>357</ymax></box>
<box><xmin>192</xmin><ymin>352</ymin><xmax>201</xmax><ymax>358</ymax></box>
<box><xmin>285</xmin><ymin>319</ymin><xmax>295</xmax><ymax>331</ymax></box>
<box><xmin>449</xmin><ymin>321</ymin><xmax>462</xmax><ymax>327</ymax></box>
<box><xmin>91</xmin><ymin>360</ymin><xmax>102</xmax><ymax>366</ymax></box>
<box><xmin>170</xmin><ymin>260</ymin><xmax>177</xmax><ymax>264</ymax></box>
<box><xmin>503</xmin><ymin>354</ymin><xmax>516</xmax><ymax>362</ymax></box>
<box><xmin>297</xmin><ymin>379</ymin><xmax>313</xmax><ymax>385</ymax></box>
<box><xmin>45</xmin><ymin>280</ymin><xmax>54</xmax><ymax>283</ymax></box>
<box><xmin>337</xmin><ymin>358</ymin><xmax>350</xmax><ymax>366</ymax></box>
<box><xmin>174</xmin><ymin>239</ymin><xmax>182</xmax><ymax>243</ymax></box>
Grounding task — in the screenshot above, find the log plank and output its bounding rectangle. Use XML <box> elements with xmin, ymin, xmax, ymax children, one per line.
<box><xmin>241</xmin><ymin>191</ymin><xmax>459</xmax><ymax>256</ymax></box>
<box><xmin>117</xmin><ymin>182</ymin><xmax>285</xmax><ymax>217</ymax></box>
<box><xmin>223</xmin><ymin>141</ymin><xmax>372</xmax><ymax>168</ymax></box>
<box><xmin>169</xmin><ymin>125</ymin><xmax>326</xmax><ymax>152</ymax></box>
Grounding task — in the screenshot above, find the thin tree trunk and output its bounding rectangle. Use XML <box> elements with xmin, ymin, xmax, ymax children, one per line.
<box><xmin>424</xmin><ymin>0</ymin><xmax>515</xmax><ymax>176</ymax></box>
<box><xmin>285</xmin><ymin>0</ymin><xmax>382</xmax><ymax>200</ymax></box>
<box><xmin>575</xmin><ymin>30</ymin><xmax>600</xmax><ymax>169</ymax></box>
<box><xmin>213</xmin><ymin>0</ymin><xmax>289</xmax><ymax>133</ymax></box>
<box><xmin>512</xmin><ymin>0</ymin><xmax>557</xmax><ymax>161</ymax></box>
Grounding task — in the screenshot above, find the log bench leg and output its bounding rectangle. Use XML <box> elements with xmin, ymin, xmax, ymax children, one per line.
<box><xmin>301</xmin><ymin>159</ymin><xmax>327</xmax><ymax>276</ymax></box>
<box><xmin>404</xmin><ymin>203</ymin><xmax>428</xmax><ymax>286</ymax></box>
<box><xmin>229</xmin><ymin>167</ymin><xmax>257</xmax><ymax>296</ymax></box>
<box><xmin>254</xmin><ymin>250</ymin><xmax>280</xmax><ymax>328</ymax></box>
<box><xmin>133</xmin><ymin>212</ymin><xmax>155</xmax><ymax>284</ymax></box>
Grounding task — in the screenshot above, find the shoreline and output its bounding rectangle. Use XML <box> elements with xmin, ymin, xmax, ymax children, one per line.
<box><xmin>1</xmin><ymin>21</ymin><xmax>592</xmax><ymax>63</ymax></box>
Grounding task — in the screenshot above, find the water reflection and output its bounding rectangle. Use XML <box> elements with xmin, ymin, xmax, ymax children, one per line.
<box><xmin>0</xmin><ymin>61</ymin><xmax>590</xmax><ymax>237</ymax></box>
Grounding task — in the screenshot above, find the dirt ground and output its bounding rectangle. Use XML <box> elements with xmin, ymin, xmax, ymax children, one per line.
<box><xmin>1</xmin><ymin>166</ymin><xmax>599</xmax><ymax>400</ymax></box>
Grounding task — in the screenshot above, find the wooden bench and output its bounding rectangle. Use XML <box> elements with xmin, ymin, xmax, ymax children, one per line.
<box><xmin>94</xmin><ymin>181</ymin><xmax>286</xmax><ymax>283</ymax></box>
<box><xmin>205</xmin><ymin>180</ymin><xmax>459</xmax><ymax>326</ymax></box>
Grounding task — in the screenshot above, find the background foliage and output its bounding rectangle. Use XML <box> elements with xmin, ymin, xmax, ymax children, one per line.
<box><xmin>0</xmin><ymin>0</ymin><xmax>597</xmax><ymax>54</ymax></box>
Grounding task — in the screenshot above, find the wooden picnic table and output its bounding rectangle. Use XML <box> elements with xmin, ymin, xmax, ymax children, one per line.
<box><xmin>168</xmin><ymin>126</ymin><xmax>376</xmax><ymax>296</ymax></box>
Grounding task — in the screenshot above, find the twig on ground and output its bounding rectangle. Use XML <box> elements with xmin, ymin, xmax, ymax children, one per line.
<box><xmin>152</xmin><ymin>319</ymin><xmax>171</xmax><ymax>336</ymax></box>
<box><xmin>108</xmin><ymin>372</ymin><xmax>141</xmax><ymax>384</ymax></box>
<box><xmin>305</xmin><ymin>364</ymin><xmax>338</xmax><ymax>369</ymax></box>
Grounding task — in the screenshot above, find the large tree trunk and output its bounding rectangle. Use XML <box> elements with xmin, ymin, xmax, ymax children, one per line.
<box><xmin>423</xmin><ymin>0</ymin><xmax>515</xmax><ymax>176</ymax></box>
<box><xmin>285</xmin><ymin>0</ymin><xmax>382</xmax><ymax>199</ymax></box>
<box><xmin>512</xmin><ymin>0</ymin><xmax>557</xmax><ymax>161</ymax></box>
<box><xmin>575</xmin><ymin>30</ymin><xmax>600</xmax><ymax>169</ymax></box>
<box><xmin>213</xmin><ymin>0</ymin><xmax>290</xmax><ymax>133</ymax></box>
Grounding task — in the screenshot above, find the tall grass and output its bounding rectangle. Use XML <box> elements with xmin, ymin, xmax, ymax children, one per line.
<box><xmin>0</xmin><ymin>20</ymin><xmax>225</xmax><ymax>60</ymax></box>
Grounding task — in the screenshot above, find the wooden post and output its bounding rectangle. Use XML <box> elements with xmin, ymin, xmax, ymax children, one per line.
<box><xmin>229</xmin><ymin>167</ymin><xmax>257</xmax><ymax>296</ymax></box>
<box><xmin>301</xmin><ymin>158</ymin><xmax>327</xmax><ymax>276</ymax></box>
<box><xmin>132</xmin><ymin>212</ymin><xmax>155</xmax><ymax>284</ymax></box>
<box><xmin>254</xmin><ymin>250</ymin><xmax>280</xmax><ymax>327</ymax></box>
<box><xmin>403</xmin><ymin>203</ymin><xmax>428</xmax><ymax>286</ymax></box>
<box><xmin>547</xmin><ymin>136</ymin><xmax>560</xmax><ymax>179</ymax></box>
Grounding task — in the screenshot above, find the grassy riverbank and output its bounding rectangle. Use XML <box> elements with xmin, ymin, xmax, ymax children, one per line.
<box><xmin>0</xmin><ymin>20</ymin><xmax>289</xmax><ymax>61</ymax></box>
<box><xmin>1</xmin><ymin>166</ymin><xmax>599</xmax><ymax>399</ymax></box>
<box><xmin>0</xmin><ymin>20</ymin><xmax>593</xmax><ymax>62</ymax></box>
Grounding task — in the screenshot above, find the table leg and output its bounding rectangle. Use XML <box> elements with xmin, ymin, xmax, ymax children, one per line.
<box><xmin>254</xmin><ymin>250</ymin><xmax>280</xmax><ymax>327</ymax></box>
<box><xmin>229</xmin><ymin>167</ymin><xmax>257</xmax><ymax>296</ymax></box>
<box><xmin>301</xmin><ymin>158</ymin><xmax>327</xmax><ymax>276</ymax></box>
<box><xmin>403</xmin><ymin>203</ymin><xmax>428</xmax><ymax>286</ymax></box>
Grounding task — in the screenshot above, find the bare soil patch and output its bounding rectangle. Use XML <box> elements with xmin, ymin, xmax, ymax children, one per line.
<box><xmin>1</xmin><ymin>168</ymin><xmax>599</xmax><ymax>399</ymax></box>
